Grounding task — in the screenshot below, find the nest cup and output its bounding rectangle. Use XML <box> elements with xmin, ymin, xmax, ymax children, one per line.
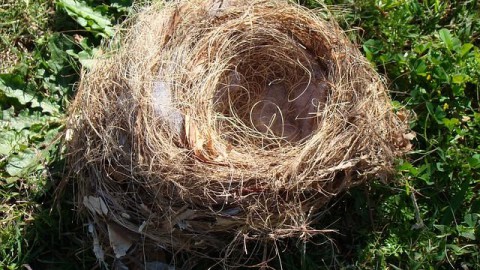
<box><xmin>67</xmin><ymin>0</ymin><xmax>411</xmax><ymax>267</ymax></box>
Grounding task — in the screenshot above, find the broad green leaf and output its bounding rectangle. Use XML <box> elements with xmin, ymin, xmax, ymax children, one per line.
<box><xmin>0</xmin><ymin>108</ymin><xmax>61</xmax><ymax>136</ymax></box>
<box><xmin>414</xmin><ymin>42</ymin><xmax>431</xmax><ymax>54</ymax></box>
<box><xmin>0</xmin><ymin>131</ymin><xmax>17</xmax><ymax>155</ymax></box>
<box><xmin>468</xmin><ymin>154</ymin><xmax>480</xmax><ymax>169</ymax></box>
<box><xmin>452</xmin><ymin>85</ymin><xmax>464</xmax><ymax>96</ymax></box>
<box><xmin>439</xmin><ymin>29</ymin><xmax>453</xmax><ymax>51</ymax></box>
<box><xmin>434</xmin><ymin>224</ymin><xmax>452</xmax><ymax>236</ymax></box>
<box><xmin>78</xmin><ymin>51</ymin><xmax>98</xmax><ymax>69</ymax></box>
<box><xmin>0</xmin><ymin>79</ymin><xmax>59</xmax><ymax>114</ymax></box>
<box><xmin>474</xmin><ymin>113</ymin><xmax>480</xmax><ymax>123</ymax></box>
<box><xmin>397</xmin><ymin>161</ymin><xmax>419</xmax><ymax>176</ymax></box>
<box><xmin>458</xmin><ymin>43</ymin><xmax>474</xmax><ymax>57</ymax></box>
<box><xmin>67</xmin><ymin>49</ymin><xmax>97</xmax><ymax>69</ymax></box>
<box><xmin>451</xmin><ymin>74</ymin><xmax>469</xmax><ymax>84</ymax></box>
<box><xmin>451</xmin><ymin>37</ymin><xmax>462</xmax><ymax>51</ymax></box>
<box><xmin>362</xmin><ymin>39</ymin><xmax>382</xmax><ymax>62</ymax></box>
<box><xmin>5</xmin><ymin>149</ymin><xmax>42</xmax><ymax>177</ymax></box>
<box><xmin>418</xmin><ymin>172</ymin><xmax>434</xmax><ymax>185</ymax></box>
<box><xmin>415</xmin><ymin>60</ymin><xmax>427</xmax><ymax>76</ymax></box>
<box><xmin>426</xmin><ymin>102</ymin><xmax>446</xmax><ymax>123</ymax></box>
<box><xmin>45</xmin><ymin>35</ymin><xmax>72</xmax><ymax>74</ymax></box>
<box><xmin>433</xmin><ymin>66</ymin><xmax>449</xmax><ymax>83</ymax></box>
<box><xmin>463</xmin><ymin>214</ymin><xmax>478</xmax><ymax>227</ymax></box>
<box><xmin>363</xmin><ymin>45</ymin><xmax>373</xmax><ymax>62</ymax></box>
<box><xmin>442</xmin><ymin>118</ymin><xmax>460</xmax><ymax>131</ymax></box>
<box><xmin>1</xmin><ymin>81</ymin><xmax>36</xmax><ymax>105</ymax></box>
<box><xmin>57</xmin><ymin>0</ymin><xmax>114</xmax><ymax>37</ymax></box>
<box><xmin>459</xmin><ymin>231</ymin><xmax>476</xmax><ymax>241</ymax></box>
<box><xmin>7</xmin><ymin>111</ymin><xmax>46</xmax><ymax>131</ymax></box>
<box><xmin>77</xmin><ymin>16</ymin><xmax>88</xmax><ymax>27</ymax></box>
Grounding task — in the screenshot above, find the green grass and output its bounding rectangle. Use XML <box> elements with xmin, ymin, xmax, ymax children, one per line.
<box><xmin>288</xmin><ymin>0</ymin><xmax>480</xmax><ymax>269</ymax></box>
<box><xmin>0</xmin><ymin>0</ymin><xmax>479</xmax><ymax>269</ymax></box>
<box><xmin>0</xmin><ymin>0</ymin><xmax>88</xmax><ymax>268</ymax></box>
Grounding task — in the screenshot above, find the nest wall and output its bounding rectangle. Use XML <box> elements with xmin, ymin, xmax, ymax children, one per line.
<box><xmin>67</xmin><ymin>0</ymin><xmax>411</xmax><ymax>266</ymax></box>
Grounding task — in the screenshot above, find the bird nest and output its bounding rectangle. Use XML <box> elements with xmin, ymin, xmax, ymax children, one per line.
<box><xmin>66</xmin><ymin>0</ymin><xmax>411</xmax><ymax>268</ymax></box>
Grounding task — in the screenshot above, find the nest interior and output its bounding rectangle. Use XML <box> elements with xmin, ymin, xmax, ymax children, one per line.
<box><xmin>67</xmin><ymin>0</ymin><xmax>411</xmax><ymax>266</ymax></box>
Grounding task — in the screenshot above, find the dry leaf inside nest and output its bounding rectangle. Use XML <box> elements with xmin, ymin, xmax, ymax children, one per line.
<box><xmin>83</xmin><ymin>196</ymin><xmax>108</xmax><ymax>216</ymax></box>
<box><xmin>108</xmin><ymin>223</ymin><xmax>133</xmax><ymax>258</ymax></box>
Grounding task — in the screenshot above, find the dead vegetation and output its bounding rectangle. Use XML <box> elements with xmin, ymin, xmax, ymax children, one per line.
<box><xmin>66</xmin><ymin>0</ymin><xmax>411</xmax><ymax>268</ymax></box>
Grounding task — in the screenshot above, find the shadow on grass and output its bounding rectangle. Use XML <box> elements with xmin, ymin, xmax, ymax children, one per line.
<box><xmin>21</xmin><ymin>162</ymin><xmax>96</xmax><ymax>270</ymax></box>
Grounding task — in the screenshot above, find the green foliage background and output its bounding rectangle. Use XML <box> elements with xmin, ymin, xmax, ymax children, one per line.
<box><xmin>0</xmin><ymin>0</ymin><xmax>478</xmax><ymax>269</ymax></box>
